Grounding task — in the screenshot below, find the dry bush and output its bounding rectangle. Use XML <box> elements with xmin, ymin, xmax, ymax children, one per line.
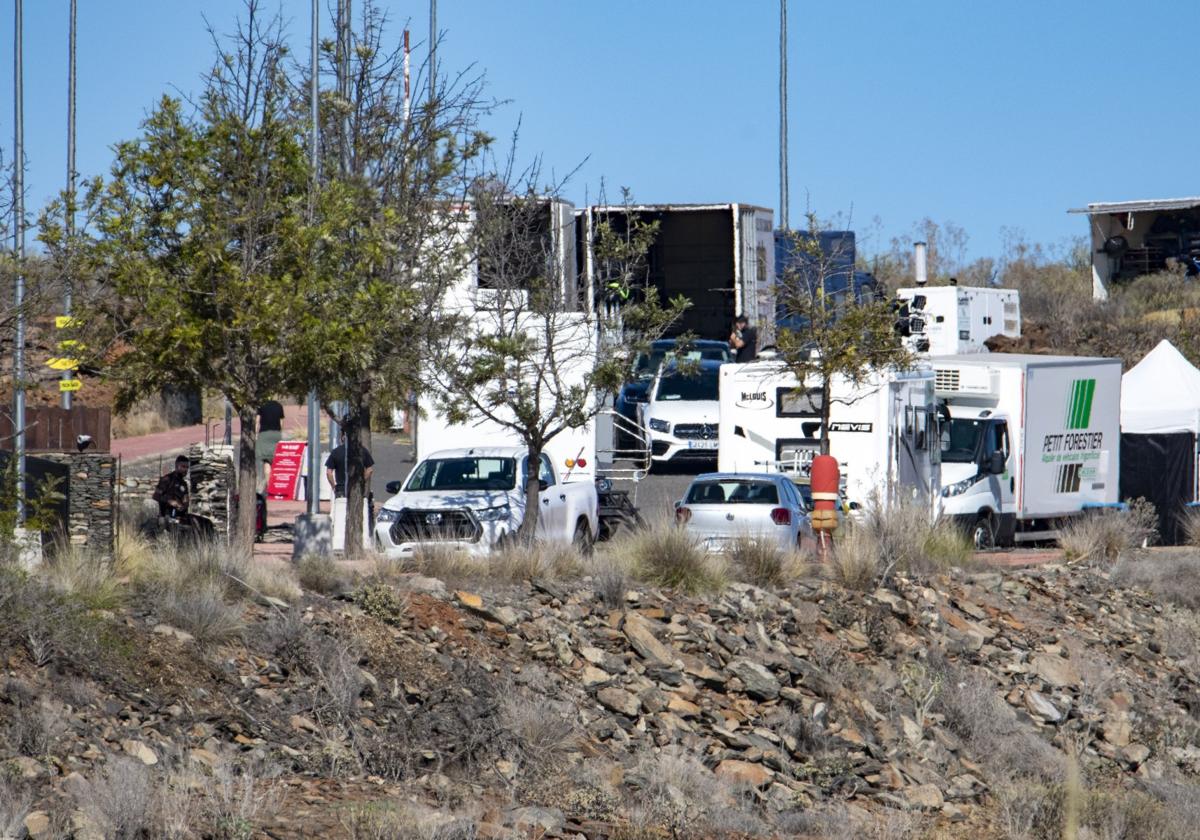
<box><xmin>834</xmin><ymin>498</ymin><xmax>971</xmax><ymax>590</ymax></box>
<box><xmin>830</xmin><ymin>525</ymin><xmax>879</xmax><ymax>591</ymax></box>
<box><xmin>498</xmin><ymin>692</ymin><xmax>578</xmax><ymax>778</ymax></box>
<box><xmin>341</xmin><ymin>802</ymin><xmax>476</xmax><ymax>840</ymax></box>
<box><xmin>587</xmin><ymin>552</ymin><xmax>631</xmax><ymax>608</ymax></box>
<box><xmin>161</xmin><ymin>577</ymin><xmax>246</xmax><ymax>644</ymax></box>
<box><xmin>725</xmin><ymin>536</ymin><xmax>807</xmax><ymax>588</ymax></box>
<box><xmin>1111</xmin><ymin>553</ymin><xmax>1200</xmax><ymax>610</ymax></box>
<box><xmin>74</xmin><ymin>757</ymin><xmax>157</xmax><ymax>839</ymax></box>
<box><xmin>240</xmin><ymin>562</ymin><xmax>301</xmax><ymax>604</ymax></box>
<box><xmin>1059</xmin><ymin>499</ymin><xmax>1158</xmax><ymax>564</ymax></box>
<box><xmin>0</xmin><ymin>777</ymin><xmax>31</xmax><ymax>839</ymax></box>
<box><xmin>1180</xmin><ymin>507</ymin><xmax>1200</xmax><ymax>547</ymax></box>
<box><xmin>40</xmin><ymin>545</ymin><xmax>123</xmax><ymax>609</ymax></box>
<box><xmin>312</xmin><ymin>637</ymin><xmax>366</xmax><ymax>724</ymax></box>
<box><xmin>6</xmin><ymin>696</ymin><xmax>67</xmax><ymax>757</ymax></box>
<box><xmin>623</xmin><ymin>750</ymin><xmax>765</xmax><ymax>839</ymax></box>
<box><xmin>114</xmin><ymin>518</ymin><xmax>157</xmax><ymax>579</ymax></box>
<box><xmin>409</xmin><ymin>541</ymin><xmax>582</xmax><ymax>586</ymax></box>
<box><xmin>616</xmin><ymin>524</ymin><xmax>726</xmax><ymax>594</ymax></box>
<box><xmin>206</xmin><ymin>762</ymin><xmax>282</xmax><ymax>840</ymax></box>
<box><xmin>297</xmin><ymin>553</ymin><xmax>345</xmax><ymax>594</ymax></box>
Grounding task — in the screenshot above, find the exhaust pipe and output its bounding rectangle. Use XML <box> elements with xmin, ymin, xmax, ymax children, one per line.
<box><xmin>914</xmin><ymin>241</ymin><xmax>928</xmax><ymax>286</ymax></box>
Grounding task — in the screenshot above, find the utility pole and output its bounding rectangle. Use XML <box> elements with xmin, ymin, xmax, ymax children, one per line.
<box><xmin>63</xmin><ymin>0</ymin><xmax>76</xmax><ymax>409</ymax></box>
<box><xmin>429</xmin><ymin>0</ymin><xmax>436</xmax><ymax>102</ymax></box>
<box><xmin>13</xmin><ymin>0</ymin><xmax>25</xmax><ymax>522</ymax></box>
<box><xmin>305</xmin><ymin>0</ymin><xmax>322</xmax><ymax>515</ymax></box>
<box><xmin>779</xmin><ymin>0</ymin><xmax>789</xmax><ymax>231</ymax></box>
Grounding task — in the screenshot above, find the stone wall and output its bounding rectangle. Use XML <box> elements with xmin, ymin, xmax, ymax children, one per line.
<box><xmin>40</xmin><ymin>453</ymin><xmax>116</xmax><ymax>557</ymax></box>
<box><xmin>116</xmin><ymin>445</ymin><xmax>238</xmax><ymax>543</ymax></box>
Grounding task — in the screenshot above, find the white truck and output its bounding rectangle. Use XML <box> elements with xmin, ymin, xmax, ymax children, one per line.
<box><xmin>717</xmin><ymin>361</ymin><xmax>941</xmax><ymax>511</ymax></box>
<box><xmin>374</xmin><ymin>445</ymin><xmax>599</xmax><ymax>557</ymax></box>
<box><xmin>933</xmin><ymin>354</ymin><xmax>1122</xmax><ymax>548</ymax></box>
<box><xmin>895</xmin><ymin>286</ymin><xmax>1020</xmax><ymax>355</ymax></box>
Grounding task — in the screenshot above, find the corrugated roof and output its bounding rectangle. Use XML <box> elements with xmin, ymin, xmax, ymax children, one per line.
<box><xmin>1067</xmin><ymin>197</ymin><xmax>1200</xmax><ymax>215</ymax></box>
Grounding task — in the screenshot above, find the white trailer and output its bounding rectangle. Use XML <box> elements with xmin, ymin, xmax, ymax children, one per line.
<box><xmin>895</xmin><ymin>286</ymin><xmax>1020</xmax><ymax>355</ymax></box>
<box><xmin>933</xmin><ymin>354</ymin><xmax>1122</xmax><ymax>548</ymax></box>
<box><xmin>717</xmin><ymin>362</ymin><xmax>941</xmax><ymax>510</ymax></box>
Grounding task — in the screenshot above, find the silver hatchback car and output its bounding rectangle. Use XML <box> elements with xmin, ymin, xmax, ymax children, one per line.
<box><xmin>675</xmin><ymin>472</ymin><xmax>814</xmax><ymax>552</ymax></box>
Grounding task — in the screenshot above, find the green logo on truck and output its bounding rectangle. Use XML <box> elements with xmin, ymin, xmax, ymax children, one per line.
<box><xmin>1065</xmin><ymin>379</ymin><xmax>1096</xmax><ymax>430</ymax></box>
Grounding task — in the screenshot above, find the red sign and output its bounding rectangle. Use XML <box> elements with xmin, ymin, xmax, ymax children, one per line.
<box><xmin>266</xmin><ymin>441</ymin><xmax>308</xmax><ymax>500</ymax></box>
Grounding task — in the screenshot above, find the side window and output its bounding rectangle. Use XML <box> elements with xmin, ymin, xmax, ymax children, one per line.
<box><xmin>539</xmin><ymin>454</ymin><xmax>556</xmax><ymax>487</ymax></box>
<box><xmin>993</xmin><ymin>421</ymin><xmax>1010</xmax><ymax>461</ymax></box>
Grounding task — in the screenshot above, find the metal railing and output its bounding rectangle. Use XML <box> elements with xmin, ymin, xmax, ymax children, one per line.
<box><xmin>595</xmin><ymin>409</ymin><xmax>651</xmax><ymax>483</ymax></box>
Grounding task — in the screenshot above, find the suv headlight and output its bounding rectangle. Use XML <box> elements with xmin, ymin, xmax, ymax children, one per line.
<box><xmin>376</xmin><ymin>508</ymin><xmax>401</xmax><ymax>523</ymax></box>
<box><xmin>475</xmin><ymin>504</ymin><xmax>511</xmax><ymax>522</ymax></box>
<box><xmin>941</xmin><ymin>476</ymin><xmax>978</xmax><ymax>497</ymax></box>
<box><xmin>648</xmin><ymin>418</ymin><xmax>670</xmax><ymax>433</ymax></box>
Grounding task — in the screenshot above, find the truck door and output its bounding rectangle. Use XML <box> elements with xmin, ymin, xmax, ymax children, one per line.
<box><xmin>536</xmin><ymin>454</ymin><xmax>568</xmax><ymax>540</ymax></box>
<box><xmin>987</xmin><ymin>420</ymin><xmax>1015</xmax><ymax>515</ymax></box>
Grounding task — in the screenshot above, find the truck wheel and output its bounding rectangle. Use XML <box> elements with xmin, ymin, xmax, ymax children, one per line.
<box><xmin>972</xmin><ymin>514</ymin><xmax>996</xmax><ymax>551</ymax></box>
<box><xmin>573</xmin><ymin>518</ymin><xmax>595</xmax><ymax>556</ymax></box>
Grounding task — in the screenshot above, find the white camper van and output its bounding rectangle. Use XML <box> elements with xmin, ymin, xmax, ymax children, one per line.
<box><xmin>932</xmin><ymin>354</ymin><xmax>1121</xmax><ymax>548</ymax></box>
<box><xmin>717</xmin><ymin>362</ymin><xmax>941</xmax><ymax>511</ymax></box>
<box><xmin>895</xmin><ymin>286</ymin><xmax>1020</xmax><ymax>355</ymax></box>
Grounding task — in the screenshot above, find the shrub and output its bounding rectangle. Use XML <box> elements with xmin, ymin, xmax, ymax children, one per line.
<box><xmin>206</xmin><ymin>762</ymin><xmax>282</xmax><ymax>840</ymax></box>
<box><xmin>354</xmin><ymin>583</ymin><xmax>408</xmax><ymax>625</ymax></box>
<box><xmin>341</xmin><ymin>803</ymin><xmax>476</xmax><ymax>840</ymax></box>
<box><xmin>618</xmin><ymin>524</ymin><xmax>726</xmax><ymax>594</ymax></box>
<box><xmin>409</xmin><ymin>541</ymin><xmax>582</xmax><ymax>586</ymax></box>
<box><xmin>0</xmin><ymin>777</ymin><xmax>30</xmax><ymax>840</ymax></box>
<box><xmin>497</xmin><ymin>692</ymin><xmax>578</xmax><ymax>778</ymax></box>
<box><xmin>161</xmin><ymin>578</ymin><xmax>246</xmax><ymax>644</ymax></box>
<box><xmin>587</xmin><ymin>553</ymin><xmax>631</xmax><ymax>608</ymax></box>
<box><xmin>623</xmin><ymin>750</ymin><xmax>766</xmax><ymax>839</ymax></box>
<box><xmin>725</xmin><ymin>536</ymin><xmax>806</xmax><ymax>588</ymax></box>
<box><xmin>1111</xmin><ymin>554</ymin><xmax>1200</xmax><ymax>610</ymax></box>
<box><xmin>1181</xmin><ymin>507</ymin><xmax>1200</xmax><ymax>547</ymax></box>
<box><xmin>40</xmin><ymin>546</ymin><xmax>123</xmax><ymax>610</ymax></box>
<box><xmin>832</xmin><ymin>498</ymin><xmax>972</xmax><ymax>589</ymax></box>
<box><xmin>1059</xmin><ymin>499</ymin><xmax>1158</xmax><ymax>564</ymax></box>
<box><xmin>297</xmin><ymin>554</ymin><xmax>345</xmax><ymax>595</ymax></box>
<box><xmin>240</xmin><ymin>562</ymin><xmax>301</xmax><ymax>604</ymax></box>
<box><xmin>6</xmin><ymin>696</ymin><xmax>66</xmax><ymax>757</ymax></box>
<box><xmin>74</xmin><ymin>758</ymin><xmax>156</xmax><ymax>840</ymax></box>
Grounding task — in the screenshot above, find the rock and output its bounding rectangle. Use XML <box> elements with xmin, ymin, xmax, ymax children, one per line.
<box><xmin>1031</xmin><ymin>652</ymin><xmax>1081</xmax><ymax>689</ymax></box>
<box><xmin>9</xmin><ymin>756</ymin><xmax>42</xmax><ymax>780</ymax></box>
<box><xmin>580</xmin><ymin>645</ymin><xmax>607</xmax><ymax>666</ymax></box>
<box><xmin>456</xmin><ymin>590</ymin><xmax>518</xmax><ymax>626</ymax></box>
<box><xmin>581</xmin><ymin>666</ymin><xmax>610</xmax><ymax>687</ymax></box>
<box><xmin>24</xmin><ymin>811</ymin><xmax>50</xmax><ymax>838</ymax></box>
<box><xmin>715</xmin><ymin>759</ymin><xmax>773</xmax><ymax>787</ymax></box>
<box><xmin>597</xmin><ymin>687</ymin><xmax>641</xmax><ymax>718</ymax></box>
<box><xmin>290</xmin><ymin>714</ymin><xmax>320</xmax><ymax>733</ymax></box>
<box><xmin>900</xmin><ymin>715</ymin><xmax>923</xmax><ymax>744</ymax></box>
<box><xmin>905</xmin><ymin>783</ymin><xmax>945</xmax><ymax>810</ymax></box>
<box><xmin>623</xmin><ymin>613</ymin><xmax>677</xmax><ymax>666</ymax></box>
<box><xmin>728</xmin><ymin>659</ymin><xmax>780</xmax><ymax>701</ymax></box>
<box><xmin>1123</xmin><ymin>743</ymin><xmax>1150</xmax><ymax>766</ymax></box>
<box><xmin>668</xmin><ymin>695</ymin><xmax>701</xmax><ymax>718</ymax></box>
<box><xmin>121</xmin><ymin>739</ymin><xmax>158</xmax><ymax>766</ymax></box>
<box><xmin>1102</xmin><ymin>713</ymin><xmax>1132</xmax><ymax>747</ymax></box>
<box><xmin>507</xmin><ymin>806</ymin><xmax>564</xmax><ymax>833</ymax></box>
<box><xmin>401</xmin><ymin>574</ymin><xmax>448</xmax><ymax>596</ymax></box>
<box><xmin>1023</xmin><ymin>690</ymin><xmax>1062</xmax><ymax>723</ymax></box>
<box><xmin>152</xmin><ymin>623</ymin><xmax>194</xmax><ymax>643</ymax></box>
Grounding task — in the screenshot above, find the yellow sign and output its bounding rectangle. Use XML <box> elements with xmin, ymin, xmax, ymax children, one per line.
<box><xmin>55</xmin><ymin>316</ymin><xmax>80</xmax><ymax>329</ymax></box>
<box><xmin>58</xmin><ymin>339</ymin><xmax>83</xmax><ymax>351</ymax></box>
<box><xmin>59</xmin><ymin>379</ymin><xmax>82</xmax><ymax>393</ymax></box>
<box><xmin>46</xmin><ymin>357</ymin><xmax>80</xmax><ymax>371</ymax></box>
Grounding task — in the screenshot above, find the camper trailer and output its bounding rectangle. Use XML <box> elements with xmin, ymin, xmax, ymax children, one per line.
<box><xmin>717</xmin><ymin>362</ymin><xmax>941</xmax><ymax>510</ymax></box>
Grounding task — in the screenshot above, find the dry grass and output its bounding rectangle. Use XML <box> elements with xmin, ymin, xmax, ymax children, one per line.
<box><xmin>622</xmin><ymin>750</ymin><xmax>766</xmax><ymax>839</ymax></box>
<box><xmin>112</xmin><ymin>400</ymin><xmax>171</xmax><ymax>438</ymax></box>
<box><xmin>587</xmin><ymin>553</ymin><xmax>632</xmax><ymax>608</ymax></box>
<box><xmin>1059</xmin><ymin>499</ymin><xmax>1158</xmax><ymax>564</ymax></box>
<box><xmin>341</xmin><ymin>802</ymin><xmax>476</xmax><ymax>840</ymax></box>
<box><xmin>1180</xmin><ymin>507</ymin><xmax>1200</xmax><ymax>547</ymax></box>
<box><xmin>0</xmin><ymin>778</ymin><xmax>30</xmax><ymax>840</ymax></box>
<box><xmin>614</xmin><ymin>523</ymin><xmax>726</xmax><ymax>594</ymax></box>
<box><xmin>73</xmin><ymin>757</ymin><xmax>157</xmax><ymax>839</ymax></box>
<box><xmin>206</xmin><ymin>762</ymin><xmax>282</xmax><ymax>840</ymax></box>
<box><xmin>297</xmin><ymin>553</ymin><xmax>346</xmax><ymax>594</ymax></box>
<box><xmin>161</xmin><ymin>578</ymin><xmax>246</xmax><ymax>644</ymax></box>
<box><xmin>724</xmin><ymin>536</ymin><xmax>808</xmax><ymax>588</ymax></box>
<box><xmin>407</xmin><ymin>541</ymin><xmax>582</xmax><ymax>586</ymax></box>
<box><xmin>832</xmin><ymin>498</ymin><xmax>972</xmax><ymax>590</ymax></box>
<box><xmin>1111</xmin><ymin>553</ymin><xmax>1200</xmax><ymax>610</ymax></box>
<box><xmin>40</xmin><ymin>545</ymin><xmax>123</xmax><ymax>610</ymax></box>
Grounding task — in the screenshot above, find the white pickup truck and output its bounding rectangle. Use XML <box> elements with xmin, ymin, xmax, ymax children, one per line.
<box><xmin>374</xmin><ymin>446</ymin><xmax>599</xmax><ymax>557</ymax></box>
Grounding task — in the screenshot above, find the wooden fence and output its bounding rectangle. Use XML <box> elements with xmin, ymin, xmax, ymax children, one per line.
<box><xmin>0</xmin><ymin>406</ymin><xmax>111</xmax><ymax>453</ymax></box>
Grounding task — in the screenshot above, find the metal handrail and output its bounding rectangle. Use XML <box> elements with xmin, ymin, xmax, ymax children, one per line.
<box><xmin>596</xmin><ymin>409</ymin><xmax>650</xmax><ymax>482</ymax></box>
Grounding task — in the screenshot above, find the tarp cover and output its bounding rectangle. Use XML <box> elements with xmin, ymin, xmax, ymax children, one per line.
<box><xmin>1120</xmin><ymin>431</ymin><xmax>1196</xmax><ymax>544</ymax></box>
<box><xmin>1121</xmin><ymin>340</ymin><xmax>1200</xmax><ymax>434</ymax></box>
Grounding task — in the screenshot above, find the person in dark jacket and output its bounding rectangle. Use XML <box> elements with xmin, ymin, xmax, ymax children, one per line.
<box><xmin>730</xmin><ymin>314</ymin><xmax>758</xmax><ymax>363</ymax></box>
<box><xmin>153</xmin><ymin>455</ymin><xmax>191</xmax><ymax>517</ymax></box>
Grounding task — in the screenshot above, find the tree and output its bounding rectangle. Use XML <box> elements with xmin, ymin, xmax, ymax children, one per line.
<box><xmin>433</xmin><ymin>182</ymin><xmax>687</xmax><ymax>542</ymax></box>
<box><xmin>776</xmin><ymin>212</ymin><xmax>912</xmax><ymax>457</ymax></box>
<box><xmin>288</xmin><ymin>1</ymin><xmax>494</xmax><ymax>555</ymax></box>
<box><xmin>52</xmin><ymin>4</ymin><xmax>315</xmax><ymax>555</ymax></box>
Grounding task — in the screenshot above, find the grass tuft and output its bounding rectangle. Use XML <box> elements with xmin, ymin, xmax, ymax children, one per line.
<box><xmin>1059</xmin><ymin>498</ymin><xmax>1158</xmax><ymax>564</ymax></box>
<box><xmin>614</xmin><ymin>524</ymin><xmax>726</xmax><ymax>595</ymax></box>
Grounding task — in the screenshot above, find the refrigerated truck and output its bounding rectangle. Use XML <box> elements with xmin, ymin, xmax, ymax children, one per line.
<box><xmin>717</xmin><ymin>362</ymin><xmax>941</xmax><ymax>511</ymax></box>
<box><xmin>895</xmin><ymin>286</ymin><xmax>1021</xmax><ymax>355</ymax></box>
<box><xmin>932</xmin><ymin>354</ymin><xmax>1122</xmax><ymax>548</ymax></box>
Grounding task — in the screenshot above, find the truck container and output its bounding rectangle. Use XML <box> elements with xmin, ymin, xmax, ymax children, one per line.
<box><xmin>895</xmin><ymin>286</ymin><xmax>1020</xmax><ymax>355</ymax></box>
<box><xmin>932</xmin><ymin>354</ymin><xmax>1122</xmax><ymax>548</ymax></box>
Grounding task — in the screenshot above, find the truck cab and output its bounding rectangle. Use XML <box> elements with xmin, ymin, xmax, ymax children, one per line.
<box><xmin>938</xmin><ymin>405</ymin><xmax>1015</xmax><ymax>548</ymax></box>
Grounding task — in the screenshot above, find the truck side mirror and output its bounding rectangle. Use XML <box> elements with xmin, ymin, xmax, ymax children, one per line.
<box><xmin>385</xmin><ymin>480</ymin><xmax>402</xmax><ymax>494</ymax></box>
<box><xmin>987</xmin><ymin>452</ymin><xmax>1006</xmax><ymax>475</ymax></box>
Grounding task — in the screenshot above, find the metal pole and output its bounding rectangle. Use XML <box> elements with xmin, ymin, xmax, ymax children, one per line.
<box><xmin>13</xmin><ymin>0</ymin><xmax>26</xmax><ymax>523</ymax></box>
<box><xmin>62</xmin><ymin>0</ymin><xmax>76</xmax><ymax>409</ymax></box>
<box><xmin>402</xmin><ymin>29</ymin><xmax>410</xmax><ymax>125</ymax></box>
<box><xmin>779</xmin><ymin>0</ymin><xmax>788</xmax><ymax>230</ymax></box>
<box><xmin>306</xmin><ymin>0</ymin><xmax>322</xmax><ymax>514</ymax></box>
<box><xmin>429</xmin><ymin>0</ymin><xmax>436</xmax><ymax>101</ymax></box>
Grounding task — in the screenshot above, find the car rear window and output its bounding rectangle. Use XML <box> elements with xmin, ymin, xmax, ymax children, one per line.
<box><xmin>685</xmin><ymin>480</ymin><xmax>779</xmax><ymax>505</ymax></box>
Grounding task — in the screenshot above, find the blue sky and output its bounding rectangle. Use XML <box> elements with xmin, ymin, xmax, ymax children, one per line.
<box><xmin>3</xmin><ymin>1</ymin><xmax>1198</xmax><ymax>260</ymax></box>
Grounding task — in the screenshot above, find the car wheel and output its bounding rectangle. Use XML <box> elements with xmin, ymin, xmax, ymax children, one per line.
<box><xmin>573</xmin><ymin>518</ymin><xmax>595</xmax><ymax>557</ymax></box>
<box><xmin>972</xmin><ymin>514</ymin><xmax>996</xmax><ymax>551</ymax></box>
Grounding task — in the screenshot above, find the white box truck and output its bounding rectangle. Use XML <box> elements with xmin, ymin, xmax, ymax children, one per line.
<box><xmin>718</xmin><ymin>362</ymin><xmax>942</xmax><ymax>511</ymax></box>
<box><xmin>896</xmin><ymin>286</ymin><xmax>1020</xmax><ymax>355</ymax></box>
<box><xmin>933</xmin><ymin>354</ymin><xmax>1121</xmax><ymax>548</ymax></box>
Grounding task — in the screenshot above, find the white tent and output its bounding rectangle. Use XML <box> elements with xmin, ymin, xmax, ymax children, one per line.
<box><xmin>1121</xmin><ymin>340</ymin><xmax>1200</xmax><ymax>434</ymax></box>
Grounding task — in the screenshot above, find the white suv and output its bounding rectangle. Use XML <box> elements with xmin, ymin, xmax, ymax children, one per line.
<box><xmin>640</xmin><ymin>359</ymin><xmax>722</xmax><ymax>469</ymax></box>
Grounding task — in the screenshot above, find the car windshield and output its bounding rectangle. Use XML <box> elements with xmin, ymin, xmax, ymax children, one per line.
<box><xmin>943</xmin><ymin>419</ymin><xmax>984</xmax><ymax>463</ymax></box>
<box><xmin>634</xmin><ymin>349</ymin><xmax>668</xmax><ymax>379</ymax></box>
<box><xmin>405</xmin><ymin>457</ymin><xmax>517</xmax><ymax>491</ymax></box>
<box><xmin>686</xmin><ymin>480</ymin><xmax>779</xmax><ymax>505</ymax></box>
<box><xmin>634</xmin><ymin>345</ymin><xmax>731</xmax><ymax>379</ymax></box>
<box><xmin>656</xmin><ymin>368</ymin><xmax>719</xmax><ymax>401</ymax></box>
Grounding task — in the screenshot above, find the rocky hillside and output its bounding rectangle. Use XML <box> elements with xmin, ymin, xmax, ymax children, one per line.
<box><xmin>0</xmin><ymin>544</ymin><xmax>1198</xmax><ymax>839</ymax></box>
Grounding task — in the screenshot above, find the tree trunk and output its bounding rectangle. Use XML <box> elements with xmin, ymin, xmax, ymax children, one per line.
<box><xmin>820</xmin><ymin>380</ymin><xmax>833</xmax><ymax>456</ymax></box>
<box><xmin>343</xmin><ymin>402</ymin><xmax>368</xmax><ymax>558</ymax></box>
<box><xmin>516</xmin><ymin>442</ymin><xmax>542</xmax><ymax>544</ymax></box>
<box><xmin>236</xmin><ymin>406</ymin><xmax>258</xmax><ymax>560</ymax></box>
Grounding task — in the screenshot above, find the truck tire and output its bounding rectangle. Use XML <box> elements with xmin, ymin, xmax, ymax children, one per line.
<box><xmin>573</xmin><ymin>517</ymin><xmax>595</xmax><ymax>556</ymax></box>
<box><xmin>972</xmin><ymin>514</ymin><xmax>996</xmax><ymax>551</ymax></box>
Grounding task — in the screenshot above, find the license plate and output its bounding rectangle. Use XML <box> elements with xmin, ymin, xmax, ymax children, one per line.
<box><xmin>686</xmin><ymin>440</ymin><xmax>718</xmax><ymax>450</ymax></box>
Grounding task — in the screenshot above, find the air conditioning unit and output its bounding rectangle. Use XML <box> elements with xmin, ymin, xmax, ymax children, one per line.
<box><xmin>934</xmin><ymin>366</ymin><xmax>994</xmax><ymax>396</ymax></box>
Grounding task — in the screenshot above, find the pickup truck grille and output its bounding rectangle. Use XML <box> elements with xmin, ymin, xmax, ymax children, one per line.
<box><xmin>674</xmin><ymin>423</ymin><xmax>717</xmax><ymax>440</ymax></box>
<box><xmin>390</xmin><ymin>509</ymin><xmax>481</xmax><ymax>543</ymax></box>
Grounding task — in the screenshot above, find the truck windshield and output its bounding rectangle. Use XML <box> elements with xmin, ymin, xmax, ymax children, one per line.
<box><xmin>942</xmin><ymin>419</ymin><xmax>984</xmax><ymax>463</ymax></box>
<box><xmin>656</xmin><ymin>369</ymin><xmax>719</xmax><ymax>401</ymax></box>
<box><xmin>686</xmin><ymin>480</ymin><xmax>779</xmax><ymax>505</ymax></box>
<box><xmin>405</xmin><ymin>457</ymin><xmax>517</xmax><ymax>491</ymax></box>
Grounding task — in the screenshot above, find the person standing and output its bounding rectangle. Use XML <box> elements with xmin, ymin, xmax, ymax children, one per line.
<box><xmin>153</xmin><ymin>455</ymin><xmax>191</xmax><ymax>518</ymax></box>
<box><xmin>325</xmin><ymin>441</ymin><xmax>375</xmax><ymax>499</ymax></box>
<box><xmin>730</xmin><ymin>314</ymin><xmax>758</xmax><ymax>363</ymax></box>
<box><xmin>256</xmin><ymin>399</ymin><xmax>285</xmax><ymax>489</ymax></box>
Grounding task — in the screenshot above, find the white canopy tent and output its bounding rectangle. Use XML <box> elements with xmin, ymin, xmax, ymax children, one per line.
<box><xmin>1121</xmin><ymin>340</ymin><xmax>1200</xmax><ymax>434</ymax></box>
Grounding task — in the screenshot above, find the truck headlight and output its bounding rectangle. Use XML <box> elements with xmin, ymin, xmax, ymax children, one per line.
<box><xmin>941</xmin><ymin>476</ymin><xmax>978</xmax><ymax>497</ymax></box>
<box><xmin>475</xmin><ymin>504</ymin><xmax>511</xmax><ymax>522</ymax></box>
<box><xmin>376</xmin><ymin>508</ymin><xmax>401</xmax><ymax>523</ymax></box>
<box><xmin>648</xmin><ymin>418</ymin><xmax>670</xmax><ymax>433</ymax></box>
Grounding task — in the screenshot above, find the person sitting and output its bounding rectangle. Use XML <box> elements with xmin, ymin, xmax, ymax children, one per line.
<box><xmin>153</xmin><ymin>455</ymin><xmax>192</xmax><ymax>518</ymax></box>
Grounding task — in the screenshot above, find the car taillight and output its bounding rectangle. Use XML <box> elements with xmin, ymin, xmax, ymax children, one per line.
<box><xmin>675</xmin><ymin>506</ymin><xmax>692</xmax><ymax>524</ymax></box>
<box><xmin>770</xmin><ymin>507</ymin><xmax>791</xmax><ymax>526</ymax></box>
